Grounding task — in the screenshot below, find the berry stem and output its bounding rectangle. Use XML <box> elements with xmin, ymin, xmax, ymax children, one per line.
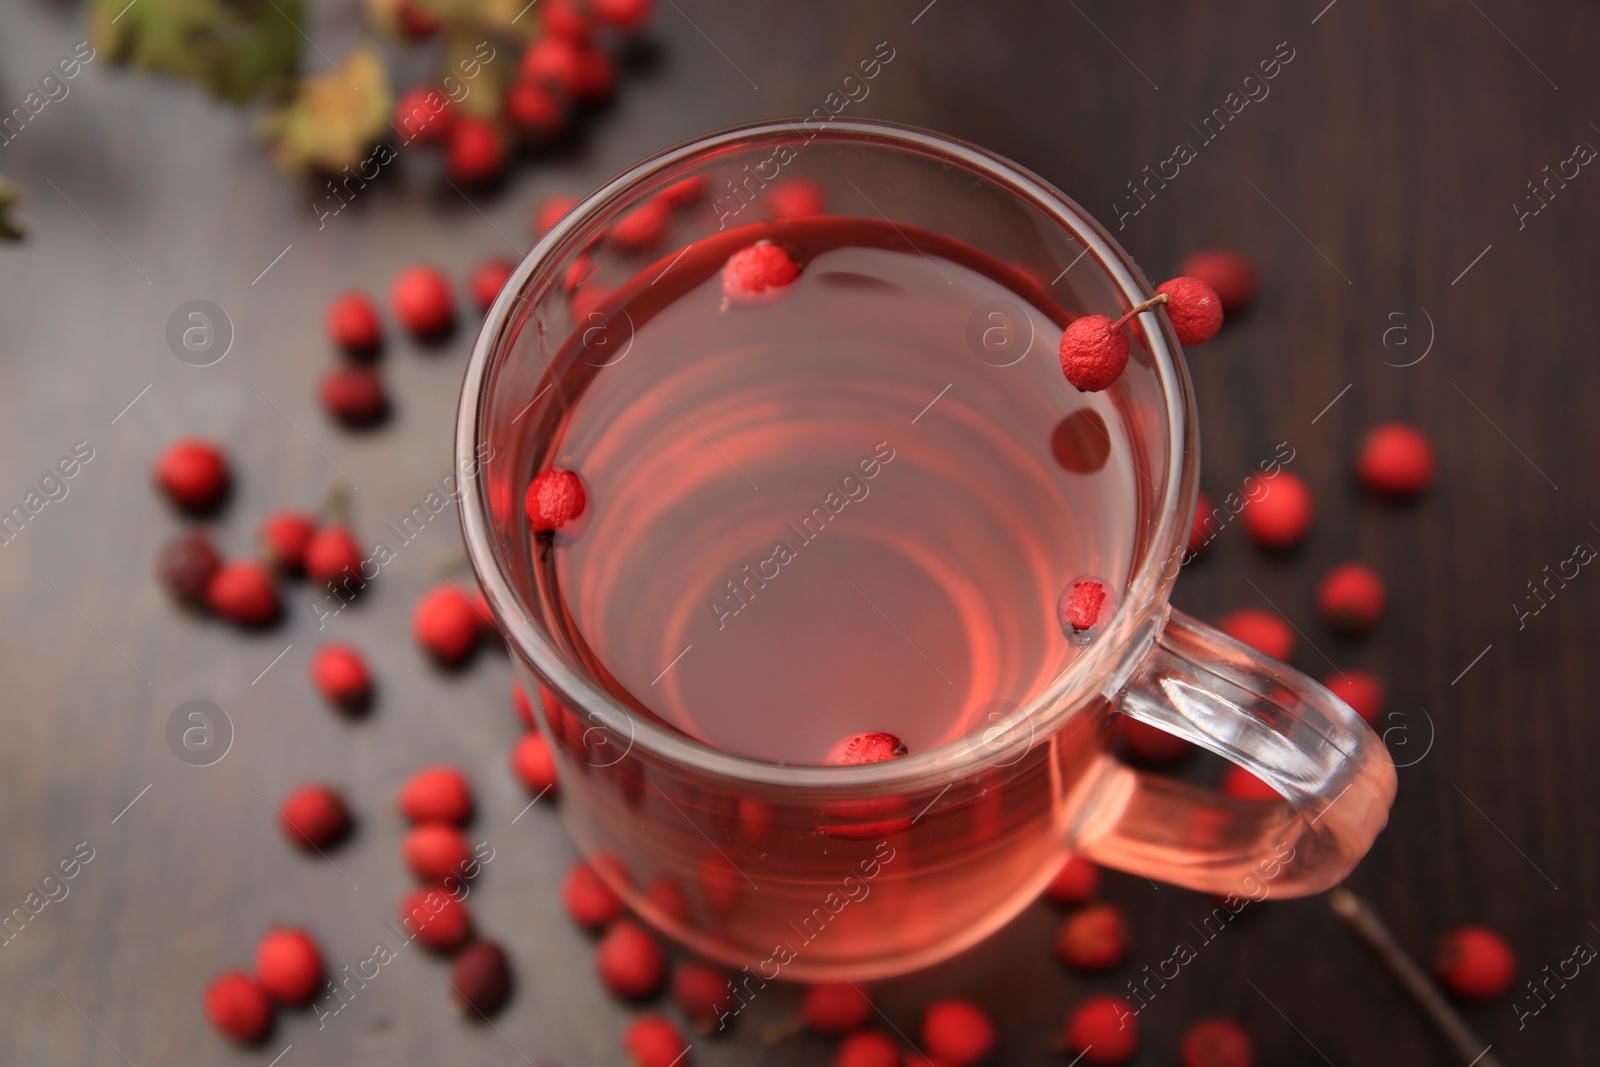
<box><xmin>320</xmin><ymin>483</ymin><xmax>349</xmax><ymax>526</ymax></box>
<box><xmin>1328</xmin><ymin>889</ymin><xmax>1505</xmax><ymax>1067</ymax></box>
<box><xmin>1110</xmin><ymin>291</ymin><xmax>1169</xmax><ymax>331</ymax></box>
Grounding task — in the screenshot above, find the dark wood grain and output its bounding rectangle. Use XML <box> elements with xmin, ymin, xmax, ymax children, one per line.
<box><xmin>1</xmin><ymin>0</ymin><xmax>1595</xmax><ymax>1063</ymax></box>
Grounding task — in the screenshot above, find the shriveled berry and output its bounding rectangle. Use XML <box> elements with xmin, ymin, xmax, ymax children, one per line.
<box><xmin>1188</xmin><ymin>489</ymin><xmax>1215</xmax><ymax>556</ymax></box>
<box><xmin>623</xmin><ymin>1015</ymin><xmax>690</xmax><ymax>1067</ymax></box>
<box><xmin>526</xmin><ymin>467</ymin><xmax>587</xmax><ymax>533</ymax></box>
<box><xmin>254</xmin><ymin>928</ymin><xmax>324</xmax><ymax>1005</ymax></box>
<box><xmin>594</xmin><ymin>0</ymin><xmax>652</xmax><ymax>32</ymax></box>
<box><xmin>399</xmin><ymin>888</ymin><xmax>472</xmax><ymax>952</ymax></box>
<box><xmin>398</xmin><ymin>765</ymin><xmax>474</xmax><ymax>823</ymax></box>
<box><xmin>207</xmin><ymin>560</ymin><xmax>281</xmax><ymax>627</ymax></box>
<box><xmin>1059</xmin><ymin>315</ymin><xmax>1129</xmax><ymax>392</ymax></box>
<box><xmin>203</xmin><ymin>971</ymin><xmax>272</xmax><ymax>1043</ymax></box>
<box><xmin>596</xmin><ymin>918</ymin><xmax>666</xmax><ymax>998</ymax></box>
<box><xmin>921</xmin><ymin>998</ymin><xmax>994</xmax><ymax>1066</ymax></box>
<box><xmin>305</xmin><ymin>524</ymin><xmax>364</xmax><ymax>591</ymax></box>
<box><xmin>1178</xmin><ymin>249</ymin><xmax>1257</xmax><ymax>314</ymax></box>
<box><xmin>521</xmin><ymin>36</ymin><xmax>583</xmax><ymax>95</ymax></box>
<box><xmin>803</xmin><ymin>982</ymin><xmax>873</xmax><ymax>1034</ymax></box>
<box><xmin>325</xmin><ymin>291</ymin><xmax>383</xmax><ymax>353</ymax></box>
<box><xmin>1180</xmin><ymin>1017</ymin><xmax>1255</xmax><ymax>1067</ymax></box>
<box><xmin>1055</xmin><ymin>903</ymin><xmax>1129</xmax><ymax>972</ymax></box>
<box><xmin>673</xmin><ymin>960</ymin><xmax>734</xmax><ymax>1031</ymax></box>
<box><xmin>506</xmin><ymin>78</ymin><xmax>567</xmax><ymax>139</ymax></box>
<box><xmin>513</xmin><ymin>683</ymin><xmax>536</xmax><ymax>728</ymax></box>
<box><xmin>610</xmin><ymin>199</ymin><xmax>670</xmax><ymax>253</ymax></box>
<box><xmin>414</xmin><ymin>585</ymin><xmax>482</xmax><ymax>665</ymax></box>
<box><xmin>158</xmin><ymin>529</ymin><xmax>221</xmax><ymax>606</ymax></box>
<box><xmin>1155</xmin><ymin>277</ymin><xmax>1224</xmax><ymax>345</ymax></box>
<box><xmin>393</xmin><ymin>86</ymin><xmax>453</xmax><ymax>144</ymax></box>
<box><xmin>1220</xmin><ymin>765</ymin><xmax>1281</xmax><ymax>802</ymax></box>
<box><xmin>1433</xmin><ymin>924</ymin><xmax>1516</xmax><ymax>1001</ymax></box>
<box><xmin>571</xmin><ymin>44</ymin><xmax>615</xmax><ymax>104</ymax></box>
<box><xmin>769</xmin><ymin>177</ymin><xmax>827</xmax><ymax>218</ymax></box>
<box><xmin>1358</xmin><ymin>422</ymin><xmax>1435</xmax><ymax>499</ymax></box>
<box><xmin>311</xmin><ymin>643</ymin><xmax>372</xmax><ymax>713</ymax></box>
<box><xmin>1120</xmin><ymin>717</ymin><xmax>1195</xmax><ymax>765</ymax></box>
<box><xmin>824</xmin><ymin>732</ymin><xmax>907</xmax><ymax>766</ymax></box>
<box><xmin>447</xmin><ymin>117</ymin><xmax>506</xmax><ymax>185</ymax></box>
<box><xmin>260</xmin><ymin>511</ymin><xmax>315</xmax><ymax>573</ymax></box>
<box><xmin>278</xmin><ymin>784</ymin><xmax>350</xmax><ymax>849</ymax></box>
<box><xmin>320</xmin><ymin>365</ymin><xmax>387</xmax><ymax>427</ymax></box>
<box><xmin>722</xmin><ymin>241</ymin><xmax>800</xmax><ymax>305</ymax></box>
<box><xmin>155</xmin><ymin>438</ymin><xmax>230</xmax><ymax>513</ymax></box>
<box><xmin>511</xmin><ymin>732</ymin><xmax>559</xmax><ymax>797</ymax></box>
<box><xmin>1043</xmin><ymin>853</ymin><xmax>1099</xmax><ymax>906</ymax></box>
<box><xmin>563</xmin><ymin>859</ymin><xmax>624</xmax><ymax>929</ymax></box>
<box><xmin>1218</xmin><ymin>608</ymin><xmax>1293</xmax><ymax>661</ymax></box>
<box><xmin>1058</xmin><ymin>577</ymin><xmax>1109</xmax><ymax>633</ymax></box>
<box><xmin>535</xmin><ymin>194</ymin><xmax>580</xmax><ymax>237</ymax></box>
<box><xmin>469</xmin><ymin>258</ymin><xmax>517</xmax><ymax>314</ymax></box>
<box><xmin>1322</xmin><ymin>670</ymin><xmax>1384</xmax><ymax>725</ymax></box>
<box><xmin>390</xmin><ymin>265</ymin><xmax>455</xmax><ymax>338</ymax></box>
<box><xmin>451</xmin><ymin>940</ymin><xmax>512</xmax><ymax>1015</ymax></box>
<box><xmin>1317</xmin><ymin>562</ymin><xmax>1385</xmax><ymax>633</ymax></box>
<box><xmin>1241</xmin><ymin>470</ymin><xmax>1312</xmax><ymax>551</ymax></box>
<box><xmin>1062</xmin><ymin>995</ymin><xmax>1139</xmax><ymax>1065</ymax></box>
<box><xmin>404</xmin><ymin>822</ymin><xmax>474</xmax><ymax>883</ymax></box>
<box><xmin>837</xmin><ymin>1032</ymin><xmax>900</xmax><ymax>1067</ymax></box>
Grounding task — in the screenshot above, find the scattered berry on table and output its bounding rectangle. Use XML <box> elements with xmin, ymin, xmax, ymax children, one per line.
<box><xmin>623</xmin><ymin>1015</ymin><xmax>691</xmax><ymax>1067</ymax></box>
<box><xmin>1240</xmin><ymin>470</ymin><xmax>1312</xmax><ymax>551</ymax></box>
<box><xmin>511</xmin><ymin>732</ymin><xmax>559</xmax><ymax>796</ymax></box>
<box><xmin>803</xmin><ymin>981</ymin><xmax>874</xmax><ymax>1034</ymax></box>
<box><xmin>254</xmin><ymin>928</ymin><xmax>324</xmax><ymax>1005</ymax></box>
<box><xmin>1055</xmin><ymin>903</ymin><xmax>1130</xmax><ymax>972</ymax></box>
<box><xmin>325</xmin><ymin>291</ymin><xmax>383</xmax><ymax>353</ymax></box>
<box><xmin>595</xmin><ymin>0</ymin><xmax>653</xmax><ymax>32</ymax></box>
<box><xmin>260</xmin><ymin>511</ymin><xmax>315</xmax><ymax>574</ymax></box>
<box><xmin>206</xmin><ymin>560</ymin><xmax>281</xmax><ymax>627</ymax></box>
<box><xmin>1179</xmin><ymin>1016</ymin><xmax>1256</xmax><ymax>1067</ymax></box>
<box><xmin>513</xmin><ymin>683</ymin><xmax>536</xmax><ymax>729</ymax></box>
<box><xmin>319</xmin><ymin>365</ymin><xmax>388</xmax><ymax>427</ymax></box>
<box><xmin>447</xmin><ymin>117</ymin><xmax>506</xmax><ymax>186</ymax></box>
<box><xmin>310</xmin><ymin>643</ymin><xmax>372</xmax><ymax>713</ymax></box>
<box><xmin>1317</xmin><ymin>562</ymin><xmax>1385</xmax><ymax>633</ymax></box>
<box><xmin>563</xmin><ymin>859</ymin><xmax>624</xmax><ymax>929</ymax></box>
<box><xmin>403</xmin><ymin>823</ymin><xmax>474</xmax><ymax>883</ymax></box>
<box><xmin>1322</xmin><ymin>670</ymin><xmax>1385</xmax><ymax>725</ymax></box>
<box><xmin>277</xmin><ymin>784</ymin><xmax>350</xmax><ymax>850</ymax></box>
<box><xmin>540</xmin><ymin>0</ymin><xmax>592</xmax><ymax>40</ymax></box>
<box><xmin>596</xmin><ymin>918</ymin><xmax>667</xmax><ymax>998</ymax></box>
<box><xmin>521</xmin><ymin>36</ymin><xmax>583</xmax><ymax>95</ymax></box>
<box><xmin>1433</xmin><ymin>924</ymin><xmax>1516</xmax><ymax>1001</ymax></box>
<box><xmin>305</xmin><ymin>524</ymin><xmax>364</xmax><ymax>591</ymax></box>
<box><xmin>1061</xmin><ymin>995</ymin><xmax>1139</xmax><ymax>1065</ymax></box>
<box><xmin>672</xmin><ymin>959</ymin><xmax>735</xmax><ymax>1031</ymax></box>
<box><xmin>393</xmin><ymin>87</ymin><xmax>454</xmax><ymax>144</ymax></box>
<box><xmin>1358</xmin><ymin>422</ymin><xmax>1435</xmax><ymax>499</ymax></box>
<box><xmin>399</xmin><ymin>888</ymin><xmax>472</xmax><ymax>952</ymax></box>
<box><xmin>1043</xmin><ymin>854</ymin><xmax>1099</xmax><ymax>907</ymax></box>
<box><xmin>202</xmin><ymin>971</ymin><xmax>273</xmax><ymax>1043</ymax></box>
<box><xmin>1218</xmin><ymin>608</ymin><xmax>1294</xmax><ymax>661</ymax></box>
<box><xmin>506</xmin><ymin>79</ymin><xmax>567</xmax><ymax>140</ymax></box>
<box><xmin>154</xmin><ymin>438</ymin><xmax>229</xmax><ymax>514</ymax></box>
<box><xmin>921</xmin><ymin>998</ymin><xmax>995</xmax><ymax>1066</ymax></box>
<box><xmin>398</xmin><ymin>765</ymin><xmax>474</xmax><ymax>824</ymax></box>
<box><xmin>572</xmin><ymin>44</ymin><xmax>616</xmax><ymax>104</ymax></box>
<box><xmin>1178</xmin><ymin>248</ymin><xmax>1257</xmax><ymax>314</ymax></box>
<box><xmin>470</xmin><ymin>258</ymin><xmax>518</xmax><ymax>313</ymax></box>
<box><xmin>413</xmin><ymin>584</ymin><xmax>482</xmax><ymax>665</ymax></box>
<box><xmin>450</xmin><ymin>940</ymin><xmax>513</xmax><ymax>1015</ymax></box>
<box><xmin>157</xmin><ymin>529</ymin><xmax>221</xmax><ymax>606</ymax></box>
<box><xmin>837</xmin><ymin>1031</ymin><xmax>901</xmax><ymax>1067</ymax></box>
<box><xmin>390</xmin><ymin>265</ymin><xmax>455</xmax><ymax>338</ymax></box>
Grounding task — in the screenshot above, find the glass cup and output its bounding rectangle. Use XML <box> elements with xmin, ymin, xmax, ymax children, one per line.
<box><xmin>457</xmin><ymin>119</ymin><xmax>1397</xmax><ymax>981</ymax></box>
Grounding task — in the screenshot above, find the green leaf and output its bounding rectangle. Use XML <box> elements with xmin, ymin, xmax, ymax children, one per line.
<box><xmin>89</xmin><ymin>0</ymin><xmax>303</xmax><ymax>103</ymax></box>
<box><xmin>260</xmin><ymin>45</ymin><xmax>394</xmax><ymax>173</ymax></box>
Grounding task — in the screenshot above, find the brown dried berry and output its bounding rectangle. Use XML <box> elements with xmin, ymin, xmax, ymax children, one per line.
<box><xmin>157</xmin><ymin>529</ymin><xmax>221</xmax><ymax>606</ymax></box>
<box><xmin>450</xmin><ymin>940</ymin><xmax>513</xmax><ymax>1015</ymax></box>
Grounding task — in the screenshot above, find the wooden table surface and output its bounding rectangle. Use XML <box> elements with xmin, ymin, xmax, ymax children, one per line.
<box><xmin>2</xmin><ymin>0</ymin><xmax>1595</xmax><ymax>1063</ymax></box>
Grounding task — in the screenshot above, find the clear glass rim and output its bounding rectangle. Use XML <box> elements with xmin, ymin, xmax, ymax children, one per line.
<box><xmin>455</xmin><ymin>117</ymin><xmax>1198</xmax><ymax>791</ymax></box>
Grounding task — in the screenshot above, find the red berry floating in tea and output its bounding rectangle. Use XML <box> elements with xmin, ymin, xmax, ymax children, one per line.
<box><xmin>525</xmin><ymin>467</ymin><xmax>586</xmax><ymax>534</ymax></box>
<box><xmin>824</xmin><ymin>732</ymin><xmax>908</xmax><ymax>765</ymax></box>
<box><xmin>721</xmin><ymin>240</ymin><xmax>800</xmax><ymax>305</ymax></box>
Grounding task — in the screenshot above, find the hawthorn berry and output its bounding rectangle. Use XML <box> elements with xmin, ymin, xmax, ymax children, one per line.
<box><xmin>404</xmin><ymin>822</ymin><xmax>474</xmax><ymax>883</ymax></box>
<box><xmin>202</xmin><ymin>971</ymin><xmax>273</xmax><ymax>1043</ymax></box>
<box><xmin>521</xmin><ymin>36</ymin><xmax>584</xmax><ymax>95</ymax></box>
<box><xmin>1358</xmin><ymin>422</ymin><xmax>1435</xmax><ymax>499</ymax></box>
<box><xmin>305</xmin><ymin>524</ymin><xmax>363</xmax><ymax>591</ymax></box>
<box><xmin>921</xmin><ymin>998</ymin><xmax>995</xmax><ymax>1066</ymax></box>
<box><xmin>278</xmin><ymin>784</ymin><xmax>351</xmax><ymax>850</ymax></box>
<box><xmin>644</xmin><ymin>875</ymin><xmax>693</xmax><ymax>928</ymax></box>
<box><xmin>393</xmin><ymin>86</ymin><xmax>453</xmax><ymax>144</ymax></box>
<box><xmin>447</xmin><ymin>117</ymin><xmax>506</xmax><ymax>185</ymax></box>
<box><xmin>623</xmin><ymin>1015</ymin><xmax>691</xmax><ymax>1067</ymax></box>
<box><xmin>1220</xmin><ymin>765</ymin><xmax>1281</xmax><ymax>803</ymax></box>
<box><xmin>1057</xmin><ymin>577</ymin><xmax>1109</xmax><ymax>634</ymax></box>
<box><xmin>399</xmin><ymin>888</ymin><xmax>473</xmax><ymax>952</ymax></box>
<box><xmin>837</xmin><ymin>1032</ymin><xmax>901</xmax><ymax>1067</ymax></box>
<box><xmin>659</xmin><ymin>175</ymin><xmax>709</xmax><ymax>210</ymax></box>
<box><xmin>1120</xmin><ymin>717</ymin><xmax>1195</xmax><ymax>765</ymax></box>
<box><xmin>534</xmin><ymin>194</ymin><xmax>580</xmax><ymax>237</ymax></box>
<box><xmin>157</xmin><ymin>529</ymin><xmax>221</xmax><ymax>606</ymax></box>
<box><xmin>310</xmin><ymin>643</ymin><xmax>372</xmax><ymax>713</ymax></box>
<box><xmin>526</xmin><ymin>467</ymin><xmax>587</xmax><ymax>533</ymax></box>
<box><xmin>260</xmin><ymin>511</ymin><xmax>315</xmax><ymax>574</ymax></box>
<box><xmin>325</xmin><ymin>291</ymin><xmax>383</xmax><ymax>353</ymax></box>
<box><xmin>1322</xmin><ymin>670</ymin><xmax>1384</xmax><ymax>725</ymax></box>
<box><xmin>320</xmin><ymin>365</ymin><xmax>388</xmax><ymax>427</ymax></box>
<box><xmin>1240</xmin><ymin>470</ymin><xmax>1312</xmax><ymax>551</ymax></box>
<box><xmin>540</xmin><ymin>0</ymin><xmax>593</xmax><ymax>39</ymax></box>
<box><xmin>594</xmin><ymin>0</ymin><xmax>652</xmax><ymax>32</ymax></box>
<box><xmin>562</xmin><ymin>859</ymin><xmax>624</xmax><ymax>929</ymax></box>
<box><xmin>722</xmin><ymin>240</ymin><xmax>801</xmax><ymax>305</ymax></box>
<box><xmin>673</xmin><ymin>960</ymin><xmax>735</xmax><ymax>1031</ymax></box>
<box><xmin>254</xmin><ymin>928</ymin><xmax>324</xmax><ymax>1005</ymax></box>
<box><xmin>1317</xmin><ymin>562</ymin><xmax>1385</xmax><ymax>633</ymax></box>
<box><xmin>469</xmin><ymin>258</ymin><xmax>518</xmax><ymax>314</ymax></box>
<box><xmin>609</xmin><ymin>199</ymin><xmax>670</xmax><ymax>253</ymax></box>
<box><xmin>155</xmin><ymin>438</ymin><xmax>230</xmax><ymax>513</ymax></box>
<box><xmin>395</xmin><ymin>0</ymin><xmax>440</xmax><ymax>38</ymax></box>
<box><xmin>1188</xmin><ymin>489</ymin><xmax>1215</xmax><ymax>556</ymax></box>
<box><xmin>769</xmin><ymin>177</ymin><xmax>827</xmax><ymax>218</ymax></box>
<box><xmin>1179</xmin><ymin>1016</ymin><xmax>1256</xmax><ymax>1067</ymax></box>
<box><xmin>513</xmin><ymin>682</ymin><xmax>536</xmax><ymax>729</ymax></box>
<box><xmin>1043</xmin><ymin>853</ymin><xmax>1099</xmax><ymax>907</ymax></box>
<box><xmin>1055</xmin><ymin>903</ymin><xmax>1129</xmax><ymax>972</ymax></box>
<box><xmin>572</xmin><ymin>44</ymin><xmax>616</xmax><ymax>104</ymax></box>
<box><xmin>1060</xmin><ymin>314</ymin><xmax>1130</xmax><ymax>392</ymax></box>
<box><xmin>207</xmin><ymin>560</ymin><xmax>281</xmax><ymax>627</ymax></box>
<box><xmin>824</xmin><ymin>732</ymin><xmax>907</xmax><ymax>765</ymax></box>
<box><xmin>398</xmin><ymin>765</ymin><xmax>474</xmax><ymax>824</ymax></box>
<box><xmin>511</xmin><ymin>732</ymin><xmax>559</xmax><ymax>796</ymax></box>
<box><xmin>1155</xmin><ymin>276</ymin><xmax>1224</xmax><ymax>345</ymax></box>
<box><xmin>451</xmin><ymin>940</ymin><xmax>512</xmax><ymax>1015</ymax></box>
<box><xmin>414</xmin><ymin>585</ymin><xmax>482</xmax><ymax>665</ymax></box>
<box><xmin>803</xmin><ymin>982</ymin><xmax>873</xmax><ymax>1034</ymax></box>
<box><xmin>1433</xmin><ymin>924</ymin><xmax>1516</xmax><ymax>1001</ymax></box>
<box><xmin>1218</xmin><ymin>608</ymin><xmax>1294</xmax><ymax>661</ymax></box>
<box><xmin>506</xmin><ymin>79</ymin><xmax>566</xmax><ymax>139</ymax></box>
<box><xmin>390</xmin><ymin>265</ymin><xmax>455</xmax><ymax>338</ymax></box>
<box><xmin>596</xmin><ymin>918</ymin><xmax>667</xmax><ymax>998</ymax></box>
<box><xmin>1061</xmin><ymin>995</ymin><xmax>1139</xmax><ymax>1065</ymax></box>
<box><xmin>1179</xmin><ymin>248</ymin><xmax>1257</xmax><ymax>314</ymax></box>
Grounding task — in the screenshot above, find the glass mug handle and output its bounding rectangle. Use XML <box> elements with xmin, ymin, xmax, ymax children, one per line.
<box><xmin>1070</xmin><ymin>608</ymin><xmax>1397</xmax><ymax>897</ymax></box>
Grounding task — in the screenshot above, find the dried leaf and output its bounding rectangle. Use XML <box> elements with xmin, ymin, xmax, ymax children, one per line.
<box><xmin>260</xmin><ymin>45</ymin><xmax>394</xmax><ymax>173</ymax></box>
<box><xmin>89</xmin><ymin>0</ymin><xmax>302</xmax><ymax>103</ymax></box>
<box><xmin>0</xmin><ymin>175</ymin><xmax>25</xmax><ymax>240</ymax></box>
